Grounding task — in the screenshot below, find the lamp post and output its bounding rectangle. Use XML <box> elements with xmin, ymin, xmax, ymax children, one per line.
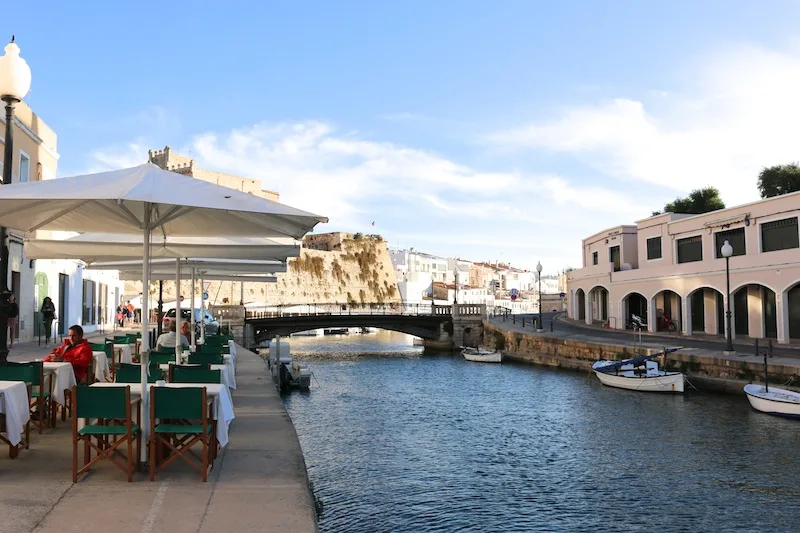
<box><xmin>453</xmin><ymin>271</ymin><xmax>458</xmax><ymax>305</ymax></box>
<box><xmin>0</xmin><ymin>37</ymin><xmax>32</xmax><ymax>363</ymax></box>
<box><xmin>536</xmin><ymin>261</ymin><xmax>543</xmax><ymax>331</ymax></box>
<box><xmin>721</xmin><ymin>239</ymin><xmax>735</xmax><ymax>354</ymax></box>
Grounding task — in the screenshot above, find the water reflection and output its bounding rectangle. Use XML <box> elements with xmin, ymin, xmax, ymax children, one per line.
<box><xmin>282</xmin><ymin>331</ymin><xmax>800</xmax><ymax>532</ymax></box>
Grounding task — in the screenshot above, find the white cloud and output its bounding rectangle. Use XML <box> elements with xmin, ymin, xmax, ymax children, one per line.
<box><xmin>87</xmin><ymin>140</ymin><xmax>148</xmax><ymax>173</ymax></box>
<box><xmin>184</xmin><ymin>121</ymin><xmax>633</xmax><ymax>229</ymax></box>
<box><xmin>487</xmin><ymin>43</ymin><xmax>800</xmax><ymax>207</ymax></box>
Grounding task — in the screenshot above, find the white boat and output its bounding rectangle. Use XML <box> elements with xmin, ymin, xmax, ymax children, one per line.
<box><xmin>268</xmin><ymin>337</ymin><xmax>312</xmax><ymax>391</ymax></box>
<box><xmin>462</xmin><ymin>347</ymin><xmax>502</xmax><ymax>363</ymax></box>
<box><xmin>592</xmin><ymin>348</ymin><xmax>684</xmax><ymax>393</ymax></box>
<box><xmin>744</xmin><ymin>384</ymin><xmax>800</xmax><ymax>418</ymax></box>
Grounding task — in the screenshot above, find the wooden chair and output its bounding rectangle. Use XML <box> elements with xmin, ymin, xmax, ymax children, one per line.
<box><xmin>169</xmin><ymin>366</ymin><xmax>220</xmax><ymax>385</ymax></box>
<box><xmin>72</xmin><ymin>385</ymin><xmax>140</xmax><ymax>482</ymax></box>
<box><xmin>188</xmin><ymin>353</ymin><xmax>223</xmax><ymax>366</ymax></box>
<box><xmin>149</xmin><ymin>353</ymin><xmax>179</xmax><ymax>365</ymax></box>
<box><xmin>115</xmin><ymin>363</ymin><xmax>162</xmax><ymax>384</ymax></box>
<box><xmin>149</xmin><ymin>386</ymin><xmax>214</xmax><ymax>481</ymax></box>
<box><xmin>0</xmin><ymin>362</ymin><xmax>52</xmax><ymax>434</ymax></box>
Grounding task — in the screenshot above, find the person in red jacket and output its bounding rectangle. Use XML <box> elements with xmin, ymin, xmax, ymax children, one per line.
<box><xmin>44</xmin><ymin>325</ymin><xmax>93</xmax><ymax>382</ymax></box>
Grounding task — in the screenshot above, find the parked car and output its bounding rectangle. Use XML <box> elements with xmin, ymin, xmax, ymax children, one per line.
<box><xmin>163</xmin><ymin>308</ymin><xmax>219</xmax><ymax>336</ymax></box>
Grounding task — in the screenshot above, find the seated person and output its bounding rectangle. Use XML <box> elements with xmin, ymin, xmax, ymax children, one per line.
<box><xmin>156</xmin><ymin>321</ymin><xmax>189</xmax><ymax>351</ymax></box>
<box><xmin>180</xmin><ymin>320</ymin><xmax>192</xmax><ymax>341</ymax></box>
<box><xmin>44</xmin><ymin>324</ymin><xmax>93</xmax><ymax>382</ymax></box>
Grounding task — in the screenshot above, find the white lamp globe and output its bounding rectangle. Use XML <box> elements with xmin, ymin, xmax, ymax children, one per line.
<box><xmin>0</xmin><ymin>38</ymin><xmax>32</xmax><ymax>101</ymax></box>
<box><xmin>536</xmin><ymin>261</ymin><xmax>543</xmax><ymax>273</ymax></box>
<box><xmin>721</xmin><ymin>240</ymin><xmax>733</xmax><ymax>258</ymax></box>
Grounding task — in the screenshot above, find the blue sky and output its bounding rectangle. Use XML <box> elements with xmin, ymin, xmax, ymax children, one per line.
<box><xmin>5</xmin><ymin>1</ymin><xmax>800</xmax><ymax>273</ymax></box>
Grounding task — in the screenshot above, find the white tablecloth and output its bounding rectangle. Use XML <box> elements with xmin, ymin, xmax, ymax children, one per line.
<box><xmin>228</xmin><ymin>341</ymin><xmax>237</xmax><ymax>365</ymax></box>
<box><xmin>159</xmin><ymin>363</ymin><xmax>235</xmax><ymax>390</ymax></box>
<box><xmin>0</xmin><ymin>380</ymin><xmax>31</xmax><ymax>447</ymax></box>
<box><xmin>114</xmin><ymin>344</ymin><xmax>133</xmax><ymax>364</ymax></box>
<box><xmin>90</xmin><ymin>382</ymin><xmax>235</xmax><ymax>447</ymax></box>
<box><xmin>92</xmin><ymin>351</ymin><xmax>111</xmax><ymax>382</ymax></box>
<box><xmin>43</xmin><ymin>362</ymin><xmax>77</xmax><ymax>405</ymax></box>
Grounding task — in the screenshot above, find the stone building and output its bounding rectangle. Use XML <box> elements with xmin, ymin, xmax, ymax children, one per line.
<box><xmin>147</xmin><ymin>146</ymin><xmax>279</xmax><ymax>202</ymax></box>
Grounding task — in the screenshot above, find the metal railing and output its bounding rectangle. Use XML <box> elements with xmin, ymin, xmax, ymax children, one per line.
<box><xmin>246</xmin><ymin>302</ymin><xmax>443</xmax><ymax>319</ymax></box>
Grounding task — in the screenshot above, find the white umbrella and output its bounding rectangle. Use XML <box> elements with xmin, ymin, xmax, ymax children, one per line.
<box><xmin>85</xmin><ymin>258</ymin><xmax>288</xmax><ymax>275</ymax></box>
<box><xmin>25</xmin><ymin>233</ymin><xmax>300</xmax><ymax>263</ymax></box>
<box><xmin>0</xmin><ymin>163</ymin><xmax>326</xmax><ymax>465</ymax></box>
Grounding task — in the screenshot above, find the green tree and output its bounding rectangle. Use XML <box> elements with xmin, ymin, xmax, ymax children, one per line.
<box><xmin>653</xmin><ymin>186</ymin><xmax>725</xmax><ymax>215</ymax></box>
<box><xmin>757</xmin><ymin>163</ymin><xmax>800</xmax><ymax>198</ymax></box>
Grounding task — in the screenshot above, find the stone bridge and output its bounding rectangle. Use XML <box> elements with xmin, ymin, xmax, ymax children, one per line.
<box><xmin>242</xmin><ymin>303</ymin><xmax>488</xmax><ymax>349</ymax></box>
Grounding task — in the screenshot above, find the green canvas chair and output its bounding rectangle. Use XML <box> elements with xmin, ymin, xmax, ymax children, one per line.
<box><xmin>149</xmin><ymin>386</ymin><xmax>215</xmax><ymax>481</ymax></box>
<box><xmin>169</xmin><ymin>366</ymin><xmax>220</xmax><ymax>385</ymax></box>
<box><xmin>72</xmin><ymin>385</ymin><xmax>140</xmax><ymax>482</ymax></box>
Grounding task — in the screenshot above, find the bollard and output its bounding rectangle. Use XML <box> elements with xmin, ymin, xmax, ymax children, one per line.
<box><xmin>512</xmin><ymin>315</ymin><xmax>516</xmax><ymax>324</ymax></box>
<box><xmin>769</xmin><ymin>339</ymin><xmax>773</xmax><ymax>358</ymax></box>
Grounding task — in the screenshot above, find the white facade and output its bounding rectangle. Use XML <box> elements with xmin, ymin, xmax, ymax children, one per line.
<box><xmin>396</xmin><ymin>271</ymin><xmax>434</xmax><ymax>304</ymax></box>
<box><xmin>33</xmin><ymin>259</ymin><xmax>124</xmax><ymax>338</ymax></box>
<box><xmin>390</xmin><ymin>249</ymin><xmax>449</xmax><ymax>283</ymax></box>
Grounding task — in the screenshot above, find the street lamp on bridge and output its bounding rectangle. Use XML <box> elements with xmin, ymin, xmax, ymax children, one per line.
<box><xmin>0</xmin><ymin>37</ymin><xmax>32</xmax><ymax>363</ymax></box>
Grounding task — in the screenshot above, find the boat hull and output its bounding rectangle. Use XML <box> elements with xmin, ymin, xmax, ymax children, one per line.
<box><xmin>463</xmin><ymin>350</ymin><xmax>502</xmax><ymax>363</ymax></box>
<box><xmin>593</xmin><ymin>370</ymin><xmax>684</xmax><ymax>393</ymax></box>
<box><xmin>744</xmin><ymin>384</ymin><xmax>800</xmax><ymax>418</ymax></box>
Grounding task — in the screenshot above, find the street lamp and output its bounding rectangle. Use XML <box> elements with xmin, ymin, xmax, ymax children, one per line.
<box><xmin>536</xmin><ymin>261</ymin><xmax>543</xmax><ymax>331</ymax></box>
<box><xmin>453</xmin><ymin>270</ymin><xmax>458</xmax><ymax>305</ymax></box>
<box><xmin>721</xmin><ymin>239</ymin><xmax>735</xmax><ymax>354</ymax></box>
<box><xmin>0</xmin><ymin>37</ymin><xmax>32</xmax><ymax>363</ymax></box>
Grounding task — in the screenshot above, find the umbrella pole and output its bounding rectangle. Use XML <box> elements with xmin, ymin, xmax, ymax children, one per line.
<box><xmin>190</xmin><ymin>267</ymin><xmax>196</xmax><ymax>346</ymax></box>
<box><xmin>200</xmin><ymin>274</ymin><xmax>206</xmax><ymax>343</ymax></box>
<box><xmin>175</xmin><ymin>258</ymin><xmax>182</xmax><ymax>364</ymax></box>
<box><xmin>140</xmin><ymin>209</ymin><xmax>152</xmax><ymax>468</ymax></box>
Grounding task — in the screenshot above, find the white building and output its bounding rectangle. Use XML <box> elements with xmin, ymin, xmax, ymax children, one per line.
<box><xmin>2</xmin><ymin>101</ymin><xmax>124</xmax><ymax>343</ymax></box>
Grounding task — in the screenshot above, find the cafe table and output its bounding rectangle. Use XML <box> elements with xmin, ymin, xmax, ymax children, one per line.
<box><xmin>42</xmin><ymin>362</ymin><xmax>77</xmax><ymax>405</ymax></box>
<box><xmin>90</xmin><ymin>382</ymin><xmax>235</xmax><ymax>447</ymax></box>
<box><xmin>91</xmin><ymin>351</ymin><xmax>111</xmax><ymax>382</ymax></box>
<box><xmin>0</xmin><ymin>380</ymin><xmax>31</xmax><ymax>451</ymax></box>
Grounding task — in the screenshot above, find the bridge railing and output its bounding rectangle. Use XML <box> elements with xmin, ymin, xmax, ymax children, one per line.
<box><xmin>246</xmin><ymin>302</ymin><xmax>440</xmax><ymax>319</ymax></box>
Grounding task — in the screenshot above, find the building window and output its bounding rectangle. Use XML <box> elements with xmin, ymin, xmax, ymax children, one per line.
<box><xmin>592</xmin><ymin>251</ymin><xmax>598</xmax><ymax>265</ymax></box>
<box><xmin>761</xmin><ymin>217</ymin><xmax>799</xmax><ymax>253</ymax></box>
<box><xmin>646</xmin><ymin>237</ymin><xmax>662</xmax><ymax>260</ymax></box>
<box><xmin>18</xmin><ymin>152</ymin><xmax>30</xmax><ymax>183</ymax></box>
<box><xmin>715</xmin><ymin>228</ymin><xmax>746</xmax><ymax>258</ymax></box>
<box><xmin>609</xmin><ymin>246</ymin><xmax>621</xmax><ymax>272</ymax></box>
<box><xmin>677</xmin><ymin>235</ymin><xmax>703</xmax><ymax>264</ymax></box>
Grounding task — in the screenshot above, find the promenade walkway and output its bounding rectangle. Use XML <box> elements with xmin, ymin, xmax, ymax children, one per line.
<box><xmin>0</xmin><ymin>340</ymin><xmax>317</xmax><ymax>533</ymax></box>
<box><xmin>488</xmin><ymin>315</ymin><xmax>800</xmax><ymax>374</ymax></box>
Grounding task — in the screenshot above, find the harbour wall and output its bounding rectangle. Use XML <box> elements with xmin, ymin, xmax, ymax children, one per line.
<box><xmin>483</xmin><ymin>321</ymin><xmax>800</xmax><ymax>395</ymax></box>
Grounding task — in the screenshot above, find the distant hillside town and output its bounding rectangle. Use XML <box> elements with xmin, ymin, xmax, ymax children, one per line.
<box><xmin>389</xmin><ymin>249</ymin><xmax>568</xmax><ymax>314</ymax></box>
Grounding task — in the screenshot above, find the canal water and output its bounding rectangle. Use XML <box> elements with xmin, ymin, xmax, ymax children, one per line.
<box><xmin>280</xmin><ymin>331</ymin><xmax>800</xmax><ymax>532</ymax></box>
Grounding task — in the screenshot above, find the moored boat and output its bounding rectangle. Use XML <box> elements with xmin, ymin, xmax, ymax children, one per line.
<box><xmin>744</xmin><ymin>384</ymin><xmax>800</xmax><ymax>418</ymax></box>
<box><xmin>592</xmin><ymin>348</ymin><xmax>683</xmax><ymax>393</ymax></box>
<box><xmin>462</xmin><ymin>347</ymin><xmax>502</xmax><ymax>363</ymax></box>
<box><xmin>744</xmin><ymin>350</ymin><xmax>800</xmax><ymax>418</ymax></box>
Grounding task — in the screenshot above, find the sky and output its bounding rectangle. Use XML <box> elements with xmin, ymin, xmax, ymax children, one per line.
<box><xmin>4</xmin><ymin>1</ymin><xmax>800</xmax><ymax>274</ymax></box>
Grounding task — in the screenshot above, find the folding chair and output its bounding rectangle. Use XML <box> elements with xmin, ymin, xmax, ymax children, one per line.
<box><xmin>169</xmin><ymin>366</ymin><xmax>220</xmax><ymax>385</ymax></box>
<box><xmin>115</xmin><ymin>363</ymin><xmax>162</xmax><ymax>384</ymax></box>
<box><xmin>149</xmin><ymin>386</ymin><xmax>215</xmax><ymax>481</ymax></box>
<box><xmin>72</xmin><ymin>385</ymin><xmax>140</xmax><ymax>482</ymax></box>
<box><xmin>188</xmin><ymin>353</ymin><xmax>223</xmax><ymax>365</ymax></box>
<box><xmin>0</xmin><ymin>362</ymin><xmax>52</xmax><ymax>434</ymax></box>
